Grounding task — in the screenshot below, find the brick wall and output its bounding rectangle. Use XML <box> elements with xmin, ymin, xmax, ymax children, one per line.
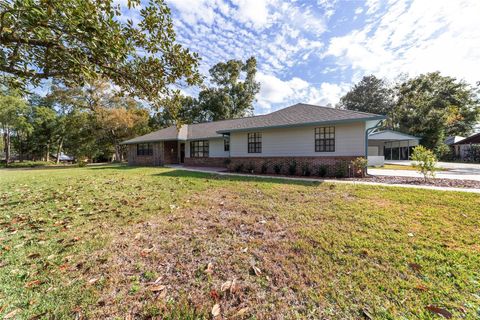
<box><xmin>127</xmin><ymin>143</ymin><xmax>164</xmax><ymax>166</ymax></box>
<box><xmin>227</xmin><ymin>156</ymin><xmax>361</xmax><ymax>177</ymax></box>
<box><xmin>184</xmin><ymin>157</ymin><xmax>228</xmax><ymax>167</ymax></box>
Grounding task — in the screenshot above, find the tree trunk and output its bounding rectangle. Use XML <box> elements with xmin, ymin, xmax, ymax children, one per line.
<box><xmin>4</xmin><ymin>128</ymin><xmax>11</xmax><ymax>165</ymax></box>
<box><xmin>56</xmin><ymin>137</ymin><xmax>64</xmax><ymax>164</ymax></box>
<box><xmin>114</xmin><ymin>144</ymin><xmax>121</xmax><ymax>163</ymax></box>
<box><xmin>46</xmin><ymin>143</ymin><xmax>50</xmax><ymax>162</ymax></box>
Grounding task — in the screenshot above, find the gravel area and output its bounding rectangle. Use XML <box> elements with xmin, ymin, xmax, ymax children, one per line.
<box><xmin>217</xmin><ymin>170</ymin><xmax>480</xmax><ymax>189</ymax></box>
<box><xmin>345</xmin><ymin>175</ymin><xmax>480</xmax><ymax>189</ymax></box>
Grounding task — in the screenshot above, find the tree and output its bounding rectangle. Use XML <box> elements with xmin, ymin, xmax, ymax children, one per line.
<box><xmin>95</xmin><ymin>104</ymin><xmax>150</xmax><ymax>161</ymax></box>
<box><xmin>154</xmin><ymin>57</ymin><xmax>261</xmax><ymax>125</ymax></box>
<box><xmin>46</xmin><ymin>80</ymin><xmax>150</xmax><ymax>162</ymax></box>
<box><xmin>0</xmin><ymin>0</ymin><xmax>201</xmax><ymax>114</ymax></box>
<box><xmin>395</xmin><ymin>72</ymin><xmax>480</xmax><ymax>154</ymax></box>
<box><xmin>411</xmin><ymin>145</ymin><xmax>438</xmax><ymax>181</ymax></box>
<box><xmin>198</xmin><ymin>57</ymin><xmax>260</xmax><ymax>121</ymax></box>
<box><xmin>0</xmin><ymin>90</ymin><xmax>29</xmax><ymax>164</ymax></box>
<box><xmin>339</xmin><ymin>75</ymin><xmax>395</xmax><ymax>120</ymax></box>
<box><xmin>150</xmin><ymin>95</ymin><xmax>203</xmax><ymax>128</ymax></box>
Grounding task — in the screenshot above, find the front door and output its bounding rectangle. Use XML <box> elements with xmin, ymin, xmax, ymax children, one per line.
<box><xmin>180</xmin><ymin>143</ymin><xmax>185</xmax><ymax>163</ymax></box>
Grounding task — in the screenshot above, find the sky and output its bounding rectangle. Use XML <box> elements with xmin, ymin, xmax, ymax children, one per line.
<box><xmin>119</xmin><ymin>0</ymin><xmax>480</xmax><ymax>114</ymax></box>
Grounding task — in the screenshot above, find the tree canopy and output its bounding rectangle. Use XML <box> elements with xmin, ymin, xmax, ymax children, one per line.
<box><xmin>0</xmin><ymin>0</ymin><xmax>201</xmax><ymax>110</ymax></box>
<box><xmin>340</xmin><ymin>72</ymin><xmax>480</xmax><ymax>158</ymax></box>
<box><xmin>338</xmin><ymin>75</ymin><xmax>395</xmax><ymax>117</ymax></box>
<box><xmin>153</xmin><ymin>57</ymin><xmax>260</xmax><ymax>126</ymax></box>
<box><xmin>395</xmin><ymin>72</ymin><xmax>480</xmax><ymax>151</ymax></box>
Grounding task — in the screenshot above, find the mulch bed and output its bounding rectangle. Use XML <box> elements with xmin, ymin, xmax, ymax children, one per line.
<box><xmin>221</xmin><ymin>171</ymin><xmax>480</xmax><ymax>189</ymax></box>
<box><xmin>345</xmin><ymin>175</ymin><xmax>480</xmax><ymax>189</ymax></box>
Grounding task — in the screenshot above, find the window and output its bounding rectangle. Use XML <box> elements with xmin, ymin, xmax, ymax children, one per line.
<box><xmin>190</xmin><ymin>140</ymin><xmax>209</xmax><ymax>157</ymax></box>
<box><xmin>248</xmin><ymin>132</ymin><xmax>262</xmax><ymax>153</ymax></box>
<box><xmin>315</xmin><ymin>127</ymin><xmax>335</xmax><ymax>152</ymax></box>
<box><xmin>137</xmin><ymin>143</ymin><xmax>153</xmax><ymax>156</ymax></box>
<box><xmin>224</xmin><ymin>138</ymin><xmax>230</xmax><ymax>152</ymax></box>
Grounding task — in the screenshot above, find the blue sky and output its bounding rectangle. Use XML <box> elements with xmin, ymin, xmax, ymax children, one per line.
<box><xmin>119</xmin><ymin>0</ymin><xmax>480</xmax><ymax>114</ymax></box>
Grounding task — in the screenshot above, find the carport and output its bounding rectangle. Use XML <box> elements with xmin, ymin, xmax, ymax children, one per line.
<box><xmin>367</xmin><ymin>130</ymin><xmax>420</xmax><ymax>166</ymax></box>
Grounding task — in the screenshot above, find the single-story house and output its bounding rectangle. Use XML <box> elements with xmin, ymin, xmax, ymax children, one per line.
<box><xmin>122</xmin><ymin>103</ymin><xmax>390</xmax><ymax>174</ymax></box>
<box><xmin>451</xmin><ymin>132</ymin><xmax>480</xmax><ymax>162</ymax></box>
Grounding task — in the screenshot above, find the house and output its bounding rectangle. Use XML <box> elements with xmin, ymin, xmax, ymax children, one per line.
<box><xmin>121</xmin><ymin>103</ymin><xmax>387</xmax><ymax>174</ymax></box>
<box><xmin>451</xmin><ymin>132</ymin><xmax>480</xmax><ymax>162</ymax></box>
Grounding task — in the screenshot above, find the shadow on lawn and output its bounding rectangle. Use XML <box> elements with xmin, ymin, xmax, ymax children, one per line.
<box><xmin>87</xmin><ymin>164</ymin><xmax>141</xmax><ymax>170</ymax></box>
<box><xmin>154</xmin><ymin>169</ymin><xmax>323</xmax><ymax>187</ymax></box>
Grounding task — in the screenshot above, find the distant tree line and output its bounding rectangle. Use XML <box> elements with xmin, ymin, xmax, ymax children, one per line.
<box><xmin>338</xmin><ymin>72</ymin><xmax>480</xmax><ymax>159</ymax></box>
<box><xmin>0</xmin><ymin>57</ymin><xmax>259</xmax><ymax>164</ymax></box>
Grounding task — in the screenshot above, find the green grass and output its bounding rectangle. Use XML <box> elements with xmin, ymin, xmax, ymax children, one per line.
<box><xmin>0</xmin><ymin>165</ymin><xmax>479</xmax><ymax>319</ymax></box>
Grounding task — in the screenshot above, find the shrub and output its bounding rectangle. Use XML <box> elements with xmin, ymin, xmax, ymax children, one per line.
<box><xmin>317</xmin><ymin>165</ymin><xmax>328</xmax><ymax>177</ymax></box>
<box><xmin>77</xmin><ymin>161</ymin><xmax>87</xmax><ymax>167</ymax></box>
<box><xmin>223</xmin><ymin>158</ymin><xmax>232</xmax><ymax>166</ymax></box>
<box><xmin>350</xmin><ymin>157</ymin><xmax>368</xmax><ymax>178</ymax></box>
<box><xmin>287</xmin><ymin>160</ymin><xmax>297</xmax><ymax>175</ymax></box>
<box><xmin>411</xmin><ymin>145</ymin><xmax>437</xmax><ymax>181</ymax></box>
<box><xmin>434</xmin><ymin>143</ymin><xmax>451</xmax><ymax>161</ymax></box>
<box><xmin>301</xmin><ymin>163</ymin><xmax>311</xmax><ymax>176</ymax></box>
<box><xmin>1</xmin><ymin>161</ymin><xmax>52</xmax><ymax>168</ymax></box>
<box><xmin>273</xmin><ymin>163</ymin><xmax>283</xmax><ymax>174</ymax></box>
<box><xmin>245</xmin><ymin>162</ymin><xmax>255</xmax><ymax>173</ymax></box>
<box><xmin>234</xmin><ymin>163</ymin><xmax>244</xmax><ymax>173</ymax></box>
<box><xmin>465</xmin><ymin>145</ymin><xmax>480</xmax><ymax>163</ymax></box>
<box><xmin>334</xmin><ymin>161</ymin><xmax>348</xmax><ymax>178</ymax></box>
<box><xmin>260</xmin><ymin>161</ymin><xmax>269</xmax><ymax>174</ymax></box>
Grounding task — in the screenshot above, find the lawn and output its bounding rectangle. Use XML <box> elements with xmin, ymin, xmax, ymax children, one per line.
<box><xmin>1</xmin><ymin>165</ymin><xmax>479</xmax><ymax>319</ymax></box>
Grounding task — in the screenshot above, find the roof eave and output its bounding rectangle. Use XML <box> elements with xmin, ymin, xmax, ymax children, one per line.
<box><xmin>120</xmin><ymin>138</ymin><xmax>186</xmax><ymax>145</ymax></box>
<box><xmin>215</xmin><ymin>116</ymin><xmax>387</xmax><ymax>134</ymax></box>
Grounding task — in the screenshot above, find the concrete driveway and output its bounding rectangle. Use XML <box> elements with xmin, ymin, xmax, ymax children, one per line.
<box><xmin>369</xmin><ymin>160</ymin><xmax>480</xmax><ymax>181</ymax></box>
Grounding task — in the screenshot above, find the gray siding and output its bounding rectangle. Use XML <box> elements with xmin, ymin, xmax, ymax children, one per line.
<box><xmin>229</xmin><ymin>122</ymin><xmax>366</xmax><ymax>157</ymax></box>
<box><xmin>185</xmin><ymin>138</ymin><xmax>229</xmax><ymax>158</ymax></box>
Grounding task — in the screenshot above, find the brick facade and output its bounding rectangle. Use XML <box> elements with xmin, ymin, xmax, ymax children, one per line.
<box><xmin>226</xmin><ymin>156</ymin><xmax>361</xmax><ymax>177</ymax></box>
<box><xmin>184</xmin><ymin>157</ymin><xmax>228</xmax><ymax>167</ymax></box>
<box><xmin>127</xmin><ymin>143</ymin><xmax>164</xmax><ymax>166</ymax></box>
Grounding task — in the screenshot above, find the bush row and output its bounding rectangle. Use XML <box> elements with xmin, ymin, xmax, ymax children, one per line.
<box><xmin>226</xmin><ymin>159</ymin><xmax>356</xmax><ymax>178</ymax></box>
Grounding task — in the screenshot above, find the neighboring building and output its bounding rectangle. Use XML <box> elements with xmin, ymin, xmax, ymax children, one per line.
<box><xmin>51</xmin><ymin>152</ymin><xmax>74</xmax><ymax>163</ymax></box>
<box><xmin>451</xmin><ymin>132</ymin><xmax>480</xmax><ymax>162</ymax></box>
<box><xmin>445</xmin><ymin>136</ymin><xmax>465</xmax><ymax>146</ymax></box>
<box><xmin>367</xmin><ymin>130</ymin><xmax>420</xmax><ymax>166</ymax></box>
<box><xmin>121</xmin><ymin>103</ymin><xmax>387</xmax><ymax>173</ymax></box>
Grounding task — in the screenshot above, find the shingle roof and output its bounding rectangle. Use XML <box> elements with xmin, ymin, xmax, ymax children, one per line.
<box><xmin>216</xmin><ymin>103</ymin><xmax>384</xmax><ymax>133</ymax></box>
<box><xmin>368</xmin><ymin>130</ymin><xmax>420</xmax><ymax>141</ymax></box>
<box><xmin>122</xmin><ymin>103</ymin><xmax>385</xmax><ymax>144</ymax></box>
<box><xmin>452</xmin><ymin>132</ymin><xmax>480</xmax><ymax>145</ymax></box>
<box><xmin>121</xmin><ymin>126</ymin><xmax>181</xmax><ymax>144</ymax></box>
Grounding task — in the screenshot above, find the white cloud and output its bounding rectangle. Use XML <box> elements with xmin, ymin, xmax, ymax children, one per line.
<box><xmin>165</xmin><ymin>0</ymin><xmax>342</xmax><ymax>113</ymax></box>
<box><xmin>354</xmin><ymin>7</ymin><xmax>363</xmax><ymax>15</ymax></box>
<box><xmin>232</xmin><ymin>0</ymin><xmax>274</xmax><ymax>28</ymax></box>
<box><xmin>326</xmin><ymin>0</ymin><xmax>480</xmax><ymax>83</ymax></box>
<box><xmin>255</xmin><ymin>72</ymin><xmax>349</xmax><ymax>113</ymax></box>
<box><xmin>166</xmin><ymin>0</ymin><xmax>217</xmax><ymax>26</ymax></box>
